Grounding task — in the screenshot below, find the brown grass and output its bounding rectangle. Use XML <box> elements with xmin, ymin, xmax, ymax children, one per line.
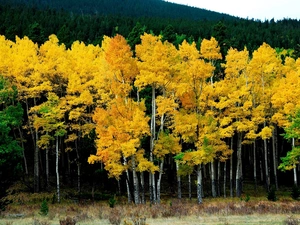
<box><xmin>1</xmin><ymin>196</ymin><xmax>300</xmax><ymax>225</ymax></box>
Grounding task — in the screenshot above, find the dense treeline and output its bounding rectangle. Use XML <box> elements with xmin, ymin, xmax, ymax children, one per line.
<box><xmin>0</xmin><ymin>2</ymin><xmax>300</xmax><ymax>54</ymax></box>
<box><xmin>0</xmin><ymin>0</ymin><xmax>235</xmax><ymax>21</ymax></box>
<box><xmin>0</xmin><ymin>33</ymin><xmax>300</xmax><ymax>206</ymax></box>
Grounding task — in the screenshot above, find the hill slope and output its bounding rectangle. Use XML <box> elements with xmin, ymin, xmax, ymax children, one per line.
<box><xmin>0</xmin><ymin>0</ymin><xmax>237</xmax><ymax>21</ymax></box>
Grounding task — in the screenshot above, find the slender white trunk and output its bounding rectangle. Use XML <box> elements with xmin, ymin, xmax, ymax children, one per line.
<box><xmin>176</xmin><ymin>161</ymin><xmax>181</xmax><ymax>199</ymax></box>
<box><xmin>56</xmin><ymin>136</ymin><xmax>60</xmax><ymax>203</ymax></box>
<box><xmin>223</xmin><ymin>161</ymin><xmax>227</xmax><ymax>198</ymax></box>
<box><xmin>272</xmin><ymin>126</ymin><xmax>278</xmax><ymax>190</ymax></box>
<box><xmin>253</xmin><ymin>141</ymin><xmax>257</xmax><ymax>191</ymax></box>
<box><xmin>156</xmin><ymin>160</ymin><xmax>164</xmax><ymax>204</ymax></box>
<box><xmin>34</xmin><ymin>128</ymin><xmax>39</xmax><ymax>193</ymax></box>
<box><xmin>75</xmin><ymin>138</ymin><xmax>81</xmax><ymax>193</ymax></box>
<box><xmin>197</xmin><ymin>164</ymin><xmax>202</xmax><ymax>204</ymax></box>
<box><xmin>124</xmin><ymin>158</ymin><xmax>132</xmax><ymax>203</ymax></box>
<box><xmin>140</xmin><ymin>172</ymin><xmax>145</xmax><ymax>204</ymax></box>
<box><xmin>150</xmin><ymin>85</ymin><xmax>156</xmax><ymax>203</ymax></box>
<box><xmin>236</xmin><ymin>132</ymin><xmax>242</xmax><ymax>197</ymax></box>
<box><xmin>211</xmin><ymin>161</ymin><xmax>216</xmax><ymax>197</ymax></box>
<box><xmin>46</xmin><ymin>146</ymin><xmax>49</xmax><ymax>190</ymax></box>
<box><xmin>132</xmin><ymin>156</ymin><xmax>140</xmax><ymax>204</ymax></box>
<box><xmin>263</xmin><ymin>127</ymin><xmax>270</xmax><ymax>191</ymax></box>
<box><xmin>230</xmin><ymin>137</ymin><xmax>234</xmax><ymax>197</ymax></box>
<box><xmin>292</xmin><ymin>138</ymin><xmax>298</xmax><ymax>186</ymax></box>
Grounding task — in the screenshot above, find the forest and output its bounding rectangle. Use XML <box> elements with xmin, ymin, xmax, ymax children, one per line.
<box><xmin>1</xmin><ymin>0</ymin><xmax>300</xmax><ymax>210</ymax></box>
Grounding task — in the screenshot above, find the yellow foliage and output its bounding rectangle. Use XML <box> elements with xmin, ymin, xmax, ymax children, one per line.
<box><xmin>200</xmin><ymin>37</ymin><xmax>222</xmax><ymax>61</ymax></box>
<box><xmin>156</xmin><ymin>96</ymin><xmax>178</xmax><ymax>115</ymax></box>
<box><xmin>259</xmin><ymin>126</ymin><xmax>273</xmax><ymax>140</ymax></box>
<box><xmin>136</xmin><ymin>150</ymin><xmax>159</xmax><ymax>173</ymax></box>
<box><xmin>154</xmin><ymin>132</ymin><xmax>181</xmax><ymax>159</ymax></box>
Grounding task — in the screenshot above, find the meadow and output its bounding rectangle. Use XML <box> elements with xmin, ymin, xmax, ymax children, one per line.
<box><xmin>1</xmin><ymin>191</ymin><xmax>300</xmax><ymax>225</ymax></box>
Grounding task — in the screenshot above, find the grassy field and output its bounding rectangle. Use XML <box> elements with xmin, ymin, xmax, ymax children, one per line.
<box><xmin>0</xmin><ymin>214</ymin><xmax>298</xmax><ymax>225</ymax></box>
<box><xmin>1</xmin><ymin>183</ymin><xmax>300</xmax><ymax>225</ymax></box>
<box><xmin>1</xmin><ymin>197</ymin><xmax>300</xmax><ymax>225</ymax></box>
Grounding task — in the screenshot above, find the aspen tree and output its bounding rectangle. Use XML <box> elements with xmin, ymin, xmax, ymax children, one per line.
<box><xmin>135</xmin><ymin>33</ymin><xmax>180</xmax><ymax>203</ymax></box>
<box><xmin>248</xmin><ymin>43</ymin><xmax>282</xmax><ymax>191</ymax></box>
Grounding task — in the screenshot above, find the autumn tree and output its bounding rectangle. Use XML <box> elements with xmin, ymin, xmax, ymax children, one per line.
<box><xmin>134</xmin><ymin>33</ymin><xmax>181</xmax><ymax>203</ymax></box>
<box><xmin>30</xmin><ymin>93</ymin><xmax>67</xmax><ymax>203</ymax></box>
<box><xmin>247</xmin><ymin>43</ymin><xmax>282</xmax><ymax>191</ymax></box>
<box><xmin>173</xmin><ymin>40</ymin><xmax>231</xmax><ymax>203</ymax></box>
<box><xmin>0</xmin><ymin>36</ymin><xmax>52</xmax><ymax>192</ymax></box>
<box><xmin>89</xmin><ymin>34</ymin><xmax>156</xmax><ymax>204</ymax></box>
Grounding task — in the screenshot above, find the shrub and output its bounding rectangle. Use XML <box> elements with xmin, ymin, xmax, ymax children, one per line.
<box><xmin>108</xmin><ymin>196</ymin><xmax>117</xmax><ymax>208</ymax></box>
<box><xmin>39</xmin><ymin>199</ymin><xmax>49</xmax><ymax>216</ymax></box>
<box><xmin>240</xmin><ymin>194</ymin><xmax>250</xmax><ymax>202</ymax></box>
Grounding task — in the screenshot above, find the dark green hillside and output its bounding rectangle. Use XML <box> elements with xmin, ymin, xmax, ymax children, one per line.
<box><xmin>0</xmin><ymin>0</ymin><xmax>236</xmax><ymax>21</ymax></box>
<box><xmin>0</xmin><ymin>1</ymin><xmax>300</xmax><ymax>54</ymax></box>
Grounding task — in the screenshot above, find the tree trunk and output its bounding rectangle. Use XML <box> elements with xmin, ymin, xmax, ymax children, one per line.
<box><xmin>272</xmin><ymin>126</ymin><xmax>278</xmax><ymax>190</ymax></box>
<box><xmin>45</xmin><ymin>146</ymin><xmax>49</xmax><ymax>191</ymax></box>
<box><xmin>140</xmin><ymin>172</ymin><xmax>145</xmax><ymax>204</ymax></box>
<box><xmin>197</xmin><ymin>164</ymin><xmax>203</xmax><ymax>204</ymax></box>
<box><xmin>56</xmin><ymin>136</ymin><xmax>60</xmax><ymax>203</ymax></box>
<box><xmin>236</xmin><ymin>132</ymin><xmax>242</xmax><ymax>197</ymax></box>
<box><xmin>217</xmin><ymin>160</ymin><xmax>221</xmax><ymax>197</ymax></box>
<box><xmin>292</xmin><ymin>138</ymin><xmax>298</xmax><ymax>186</ymax></box>
<box><xmin>124</xmin><ymin>158</ymin><xmax>132</xmax><ymax>203</ymax></box>
<box><xmin>223</xmin><ymin>161</ymin><xmax>227</xmax><ymax>198</ymax></box>
<box><xmin>188</xmin><ymin>174</ymin><xmax>192</xmax><ymax>200</ymax></box>
<box><xmin>132</xmin><ymin>156</ymin><xmax>140</xmax><ymax>204</ymax></box>
<box><xmin>18</xmin><ymin>126</ymin><xmax>28</xmax><ymax>175</ymax></box>
<box><xmin>34</xmin><ymin>128</ymin><xmax>39</xmax><ymax>193</ymax></box>
<box><xmin>156</xmin><ymin>160</ymin><xmax>164</xmax><ymax>204</ymax></box>
<box><xmin>75</xmin><ymin>138</ymin><xmax>81</xmax><ymax>193</ymax></box>
<box><xmin>264</xmin><ymin>135</ymin><xmax>270</xmax><ymax>192</ymax></box>
<box><xmin>176</xmin><ymin>161</ymin><xmax>181</xmax><ymax>199</ymax></box>
<box><xmin>211</xmin><ymin>161</ymin><xmax>216</xmax><ymax>197</ymax></box>
<box><xmin>253</xmin><ymin>141</ymin><xmax>257</xmax><ymax>191</ymax></box>
<box><xmin>230</xmin><ymin>137</ymin><xmax>234</xmax><ymax>197</ymax></box>
<box><xmin>150</xmin><ymin>84</ymin><xmax>156</xmax><ymax>203</ymax></box>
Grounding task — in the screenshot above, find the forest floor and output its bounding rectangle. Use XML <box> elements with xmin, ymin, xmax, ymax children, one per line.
<box><xmin>1</xmin><ymin>184</ymin><xmax>300</xmax><ymax>224</ymax></box>
<box><xmin>1</xmin><ymin>196</ymin><xmax>300</xmax><ymax>225</ymax></box>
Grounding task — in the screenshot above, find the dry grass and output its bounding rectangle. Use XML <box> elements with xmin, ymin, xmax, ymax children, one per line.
<box><xmin>1</xmin><ymin>196</ymin><xmax>300</xmax><ymax>225</ymax></box>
